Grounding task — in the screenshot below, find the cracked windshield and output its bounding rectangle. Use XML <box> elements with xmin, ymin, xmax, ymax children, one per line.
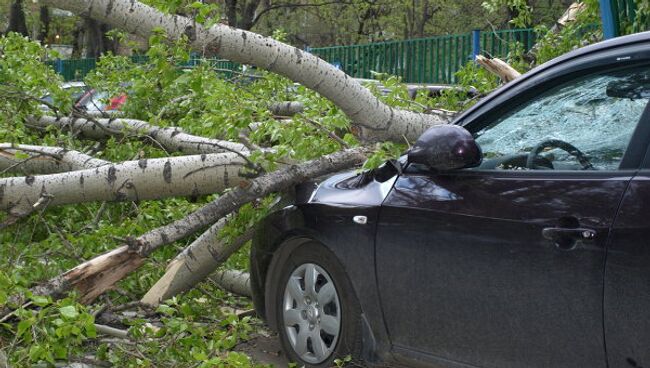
<box><xmin>475</xmin><ymin>67</ymin><xmax>650</xmax><ymax>170</ymax></box>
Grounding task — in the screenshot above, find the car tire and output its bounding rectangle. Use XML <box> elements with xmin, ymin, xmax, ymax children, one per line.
<box><xmin>268</xmin><ymin>240</ymin><xmax>362</xmax><ymax>367</ymax></box>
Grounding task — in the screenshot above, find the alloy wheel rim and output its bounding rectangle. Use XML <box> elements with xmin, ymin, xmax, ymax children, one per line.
<box><xmin>283</xmin><ymin>262</ymin><xmax>341</xmax><ymax>364</ymax></box>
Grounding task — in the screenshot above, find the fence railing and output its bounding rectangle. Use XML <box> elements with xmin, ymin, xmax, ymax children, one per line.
<box><xmin>615</xmin><ymin>0</ymin><xmax>649</xmax><ymax>33</ymax></box>
<box><xmin>48</xmin><ymin>29</ymin><xmax>535</xmax><ymax>84</ymax></box>
<box><xmin>309</xmin><ymin>29</ymin><xmax>536</xmax><ymax>84</ymax></box>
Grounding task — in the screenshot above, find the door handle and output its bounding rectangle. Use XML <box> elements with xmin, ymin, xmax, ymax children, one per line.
<box><xmin>542</xmin><ymin>227</ymin><xmax>596</xmax><ymax>251</ymax></box>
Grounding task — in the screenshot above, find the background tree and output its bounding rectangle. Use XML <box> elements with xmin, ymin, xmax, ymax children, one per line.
<box><xmin>6</xmin><ymin>0</ymin><xmax>28</xmax><ymax>36</ymax></box>
<box><xmin>37</xmin><ymin>6</ymin><xmax>50</xmax><ymax>42</ymax></box>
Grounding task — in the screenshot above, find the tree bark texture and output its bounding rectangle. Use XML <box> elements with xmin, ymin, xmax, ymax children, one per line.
<box><xmin>476</xmin><ymin>55</ymin><xmax>521</xmax><ymax>83</ymax></box>
<box><xmin>29</xmin><ymin>148</ymin><xmax>366</xmax><ymax>304</ymax></box>
<box><xmin>82</xmin><ymin>17</ymin><xmax>116</xmax><ymax>58</ymax></box>
<box><xmin>210</xmin><ymin>269</ymin><xmax>251</xmax><ymax>297</ymax></box>
<box><xmin>0</xmin><ymin>143</ymin><xmax>109</xmax><ymax>175</ymax></box>
<box><xmin>141</xmin><ymin>217</ymin><xmax>254</xmax><ymax>306</ymax></box>
<box><xmin>38</xmin><ymin>0</ymin><xmax>448</xmax><ymax>143</ymax></box>
<box><xmin>269</xmin><ymin>101</ymin><xmax>304</xmax><ymax>117</ymax></box>
<box><xmin>30</xmin><ymin>116</ymin><xmax>248</xmax><ymax>154</ymax></box>
<box><xmin>0</xmin><ymin>153</ymin><xmax>247</xmax><ymax>211</ymax></box>
<box><xmin>38</xmin><ymin>6</ymin><xmax>51</xmax><ymax>42</ymax></box>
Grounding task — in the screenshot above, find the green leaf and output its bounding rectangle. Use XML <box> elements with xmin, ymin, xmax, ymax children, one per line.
<box><xmin>14</xmin><ymin>151</ymin><xmax>30</xmax><ymax>160</ymax></box>
<box><xmin>17</xmin><ymin>319</ymin><xmax>32</xmax><ymax>337</ymax></box>
<box><xmin>58</xmin><ymin>305</ymin><xmax>79</xmax><ymax>319</ymax></box>
<box><xmin>30</xmin><ymin>295</ymin><xmax>50</xmax><ymax>307</ymax></box>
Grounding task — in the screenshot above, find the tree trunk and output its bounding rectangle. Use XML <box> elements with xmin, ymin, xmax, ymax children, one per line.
<box><xmin>82</xmin><ymin>17</ymin><xmax>116</xmax><ymax>58</ymax></box>
<box><xmin>27</xmin><ymin>148</ymin><xmax>366</xmax><ymax>305</ymax></box>
<box><xmin>210</xmin><ymin>269</ymin><xmax>251</xmax><ymax>297</ymax></box>
<box><xmin>141</xmin><ymin>217</ymin><xmax>254</xmax><ymax>305</ymax></box>
<box><xmin>39</xmin><ymin>0</ymin><xmax>449</xmax><ymax>143</ymax></box>
<box><xmin>0</xmin><ymin>153</ymin><xmax>247</xmax><ymax>211</ymax></box>
<box><xmin>6</xmin><ymin>0</ymin><xmax>28</xmax><ymax>36</ymax></box>
<box><xmin>0</xmin><ymin>143</ymin><xmax>109</xmax><ymax>175</ymax></box>
<box><xmin>30</xmin><ymin>116</ymin><xmax>248</xmax><ymax>154</ymax></box>
<box><xmin>38</xmin><ymin>6</ymin><xmax>50</xmax><ymax>42</ymax></box>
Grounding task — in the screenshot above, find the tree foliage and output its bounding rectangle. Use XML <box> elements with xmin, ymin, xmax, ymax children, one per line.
<box><xmin>0</xmin><ymin>0</ymin><xmax>618</xmax><ymax>365</ymax></box>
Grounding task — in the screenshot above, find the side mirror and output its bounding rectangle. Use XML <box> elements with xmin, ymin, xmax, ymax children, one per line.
<box><xmin>408</xmin><ymin>125</ymin><xmax>482</xmax><ymax>171</ymax></box>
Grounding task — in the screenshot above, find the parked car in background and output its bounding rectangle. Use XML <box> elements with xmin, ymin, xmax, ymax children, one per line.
<box><xmin>75</xmin><ymin>88</ymin><xmax>128</xmax><ymax>113</ymax></box>
<box><xmin>250</xmin><ymin>31</ymin><xmax>650</xmax><ymax>368</ymax></box>
<box><xmin>39</xmin><ymin>81</ymin><xmax>88</xmax><ymax>111</ymax></box>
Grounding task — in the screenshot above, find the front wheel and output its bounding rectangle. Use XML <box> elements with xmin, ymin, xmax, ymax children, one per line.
<box><xmin>269</xmin><ymin>241</ymin><xmax>362</xmax><ymax>367</ymax></box>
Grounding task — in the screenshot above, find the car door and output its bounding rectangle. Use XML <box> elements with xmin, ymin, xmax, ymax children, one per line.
<box><xmin>604</xmin><ymin>95</ymin><xmax>650</xmax><ymax>366</ymax></box>
<box><xmin>375</xmin><ymin>64</ymin><xmax>650</xmax><ymax>368</ymax></box>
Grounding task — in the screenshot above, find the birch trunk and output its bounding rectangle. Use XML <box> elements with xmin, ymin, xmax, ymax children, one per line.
<box><xmin>140</xmin><ymin>218</ymin><xmax>254</xmax><ymax>306</ymax></box>
<box><xmin>38</xmin><ymin>0</ymin><xmax>449</xmax><ymax>142</ymax></box>
<box><xmin>210</xmin><ymin>270</ymin><xmax>251</xmax><ymax>298</ymax></box>
<box><xmin>0</xmin><ymin>153</ymin><xmax>247</xmax><ymax>211</ymax></box>
<box><xmin>0</xmin><ymin>143</ymin><xmax>109</xmax><ymax>175</ymax></box>
<box><xmin>28</xmin><ymin>148</ymin><xmax>366</xmax><ymax>304</ymax></box>
<box><xmin>30</xmin><ymin>116</ymin><xmax>248</xmax><ymax>155</ymax></box>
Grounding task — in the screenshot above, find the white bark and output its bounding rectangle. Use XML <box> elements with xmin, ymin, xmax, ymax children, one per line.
<box><xmin>269</xmin><ymin>101</ymin><xmax>304</xmax><ymax>116</ymax></box>
<box><xmin>30</xmin><ymin>116</ymin><xmax>248</xmax><ymax>155</ymax></box>
<box><xmin>141</xmin><ymin>217</ymin><xmax>254</xmax><ymax>306</ymax></box>
<box><xmin>39</xmin><ymin>0</ymin><xmax>449</xmax><ymax>142</ymax></box>
<box><xmin>210</xmin><ymin>269</ymin><xmax>251</xmax><ymax>298</ymax></box>
<box><xmin>0</xmin><ymin>143</ymin><xmax>109</xmax><ymax>175</ymax></box>
<box><xmin>27</xmin><ymin>148</ymin><xmax>366</xmax><ymax>304</ymax></box>
<box><xmin>0</xmin><ymin>153</ymin><xmax>247</xmax><ymax>211</ymax></box>
<box><xmin>476</xmin><ymin>55</ymin><xmax>521</xmax><ymax>83</ymax></box>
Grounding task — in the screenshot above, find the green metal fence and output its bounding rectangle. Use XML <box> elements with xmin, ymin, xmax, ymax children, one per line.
<box><xmin>49</xmin><ymin>56</ymin><xmax>241</xmax><ymax>82</ymax></box>
<box><xmin>615</xmin><ymin>0</ymin><xmax>649</xmax><ymax>34</ymax></box>
<box><xmin>309</xmin><ymin>29</ymin><xmax>535</xmax><ymax>84</ymax></box>
<box><xmin>50</xmin><ymin>29</ymin><xmax>535</xmax><ymax>84</ymax></box>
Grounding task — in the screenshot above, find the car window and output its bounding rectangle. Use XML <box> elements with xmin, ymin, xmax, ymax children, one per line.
<box><xmin>474</xmin><ymin>66</ymin><xmax>650</xmax><ymax>171</ymax></box>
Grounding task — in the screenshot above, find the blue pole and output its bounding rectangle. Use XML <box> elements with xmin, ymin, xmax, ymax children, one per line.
<box><xmin>600</xmin><ymin>0</ymin><xmax>618</xmax><ymax>39</ymax></box>
<box><xmin>55</xmin><ymin>59</ymin><xmax>63</xmax><ymax>74</ymax></box>
<box><xmin>471</xmin><ymin>30</ymin><xmax>481</xmax><ymax>60</ymax></box>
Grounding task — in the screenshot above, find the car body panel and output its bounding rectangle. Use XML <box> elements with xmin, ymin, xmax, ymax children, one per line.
<box><xmin>250</xmin><ymin>172</ymin><xmax>398</xmax><ymax>361</ymax></box>
<box><xmin>376</xmin><ymin>170</ymin><xmax>632</xmax><ymax>367</ymax></box>
<box><xmin>604</xmin><ymin>169</ymin><xmax>650</xmax><ymax>368</ymax></box>
<box><xmin>250</xmin><ymin>32</ymin><xmax>650</xmax><ymax>367</ymax></box>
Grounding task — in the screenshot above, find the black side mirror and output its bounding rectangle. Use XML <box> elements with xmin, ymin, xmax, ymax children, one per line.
<box><xmin>408</xmin><ymin>125</ymin><xmax>482</xmax><ymax>171</ymax></box>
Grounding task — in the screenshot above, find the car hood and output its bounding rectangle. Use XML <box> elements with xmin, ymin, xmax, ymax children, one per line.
<box><xmin>295</xmin><ymin>170</ymin><xmax>398</xmax><ymax>207</ymax></box>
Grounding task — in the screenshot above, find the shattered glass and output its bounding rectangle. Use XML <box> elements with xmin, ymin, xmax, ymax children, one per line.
<box><xmin>475</xmin><ymin>67</ymin><xmax>650</xmax><ymax>170</ymax></box>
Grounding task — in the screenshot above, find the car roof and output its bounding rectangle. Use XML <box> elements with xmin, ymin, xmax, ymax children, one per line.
<box><xmin>454</xmin><ymin>31</ymin><xmax>650</xmax><ymax>124</ymax></box>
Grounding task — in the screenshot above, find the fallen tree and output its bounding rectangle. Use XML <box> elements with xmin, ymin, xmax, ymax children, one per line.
<box><xmin>16</xmin><ymin>148</ymin><xmax>366</xmax><ymax>308</ymax></box>
<box><xmin>0</xmin><ymin>152</ymin><xmax>248</xmax><ymax>211</ymax></box>
<box><xmin>140</xmin><ymin>217</ymin><xmax>255</xmax><ymax>306</ymax></box>
<box><xmin>39</xmin><ymin>0</ymin><xmax>451</xmax><ymax>143</ymax></box>
<box><xmin>0</xmin><ymin>143</ymin><xmax>109</xmax><ymax>175</ymax></box>
<box><xmin>29</xmin><ymin>116</ymin><xmax>248</xmax><ymax>155</ymax></box>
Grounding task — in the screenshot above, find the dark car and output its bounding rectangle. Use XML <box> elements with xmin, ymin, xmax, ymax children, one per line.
<box><xmin>250</xmin><ymin>31</ymin><xmax>650</xmax><ymax>368</ymax></box>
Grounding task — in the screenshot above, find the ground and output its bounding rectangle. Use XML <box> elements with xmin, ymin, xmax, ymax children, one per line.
<box><xmin>236</xmin><ymin>333</ymin><xmax>290</xmax><ymax>367</ymax></box>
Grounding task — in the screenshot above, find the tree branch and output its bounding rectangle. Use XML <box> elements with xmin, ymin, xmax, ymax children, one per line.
<box><xmin>0</xmin><ymin>143</ymin><xmax>110</xmax><ymax>175</ymax></box>
<box><xmin>28</xmin><ymin>116</ymin><xmax>248</xmax><ymax>155</ymax></box>
<box><xmin>39</xmin><ymin>0</ymin><xmax>449</xmax><ymax>142</ymax></box>
<box><xmin>24</xmin><ymin>148</ymin><xmax>366</xmax><ymax>305</ymax></box>
<box><xmin>0</xmin><ymin>153</ymin><xmax>248</xmax><ymax>211</ymax></box>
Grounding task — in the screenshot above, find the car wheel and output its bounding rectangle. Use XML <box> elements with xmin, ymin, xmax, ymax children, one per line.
<box><xmin>269</xmin><ymin>241</ymin><xmax>362</xmax><ymax>367</ymax></box>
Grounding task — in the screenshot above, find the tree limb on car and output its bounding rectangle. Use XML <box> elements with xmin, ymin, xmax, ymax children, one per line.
<box><xmin>3</xmin><ymin>148</ymin><xmax>366</xmax><ymax>312</ymax></box>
